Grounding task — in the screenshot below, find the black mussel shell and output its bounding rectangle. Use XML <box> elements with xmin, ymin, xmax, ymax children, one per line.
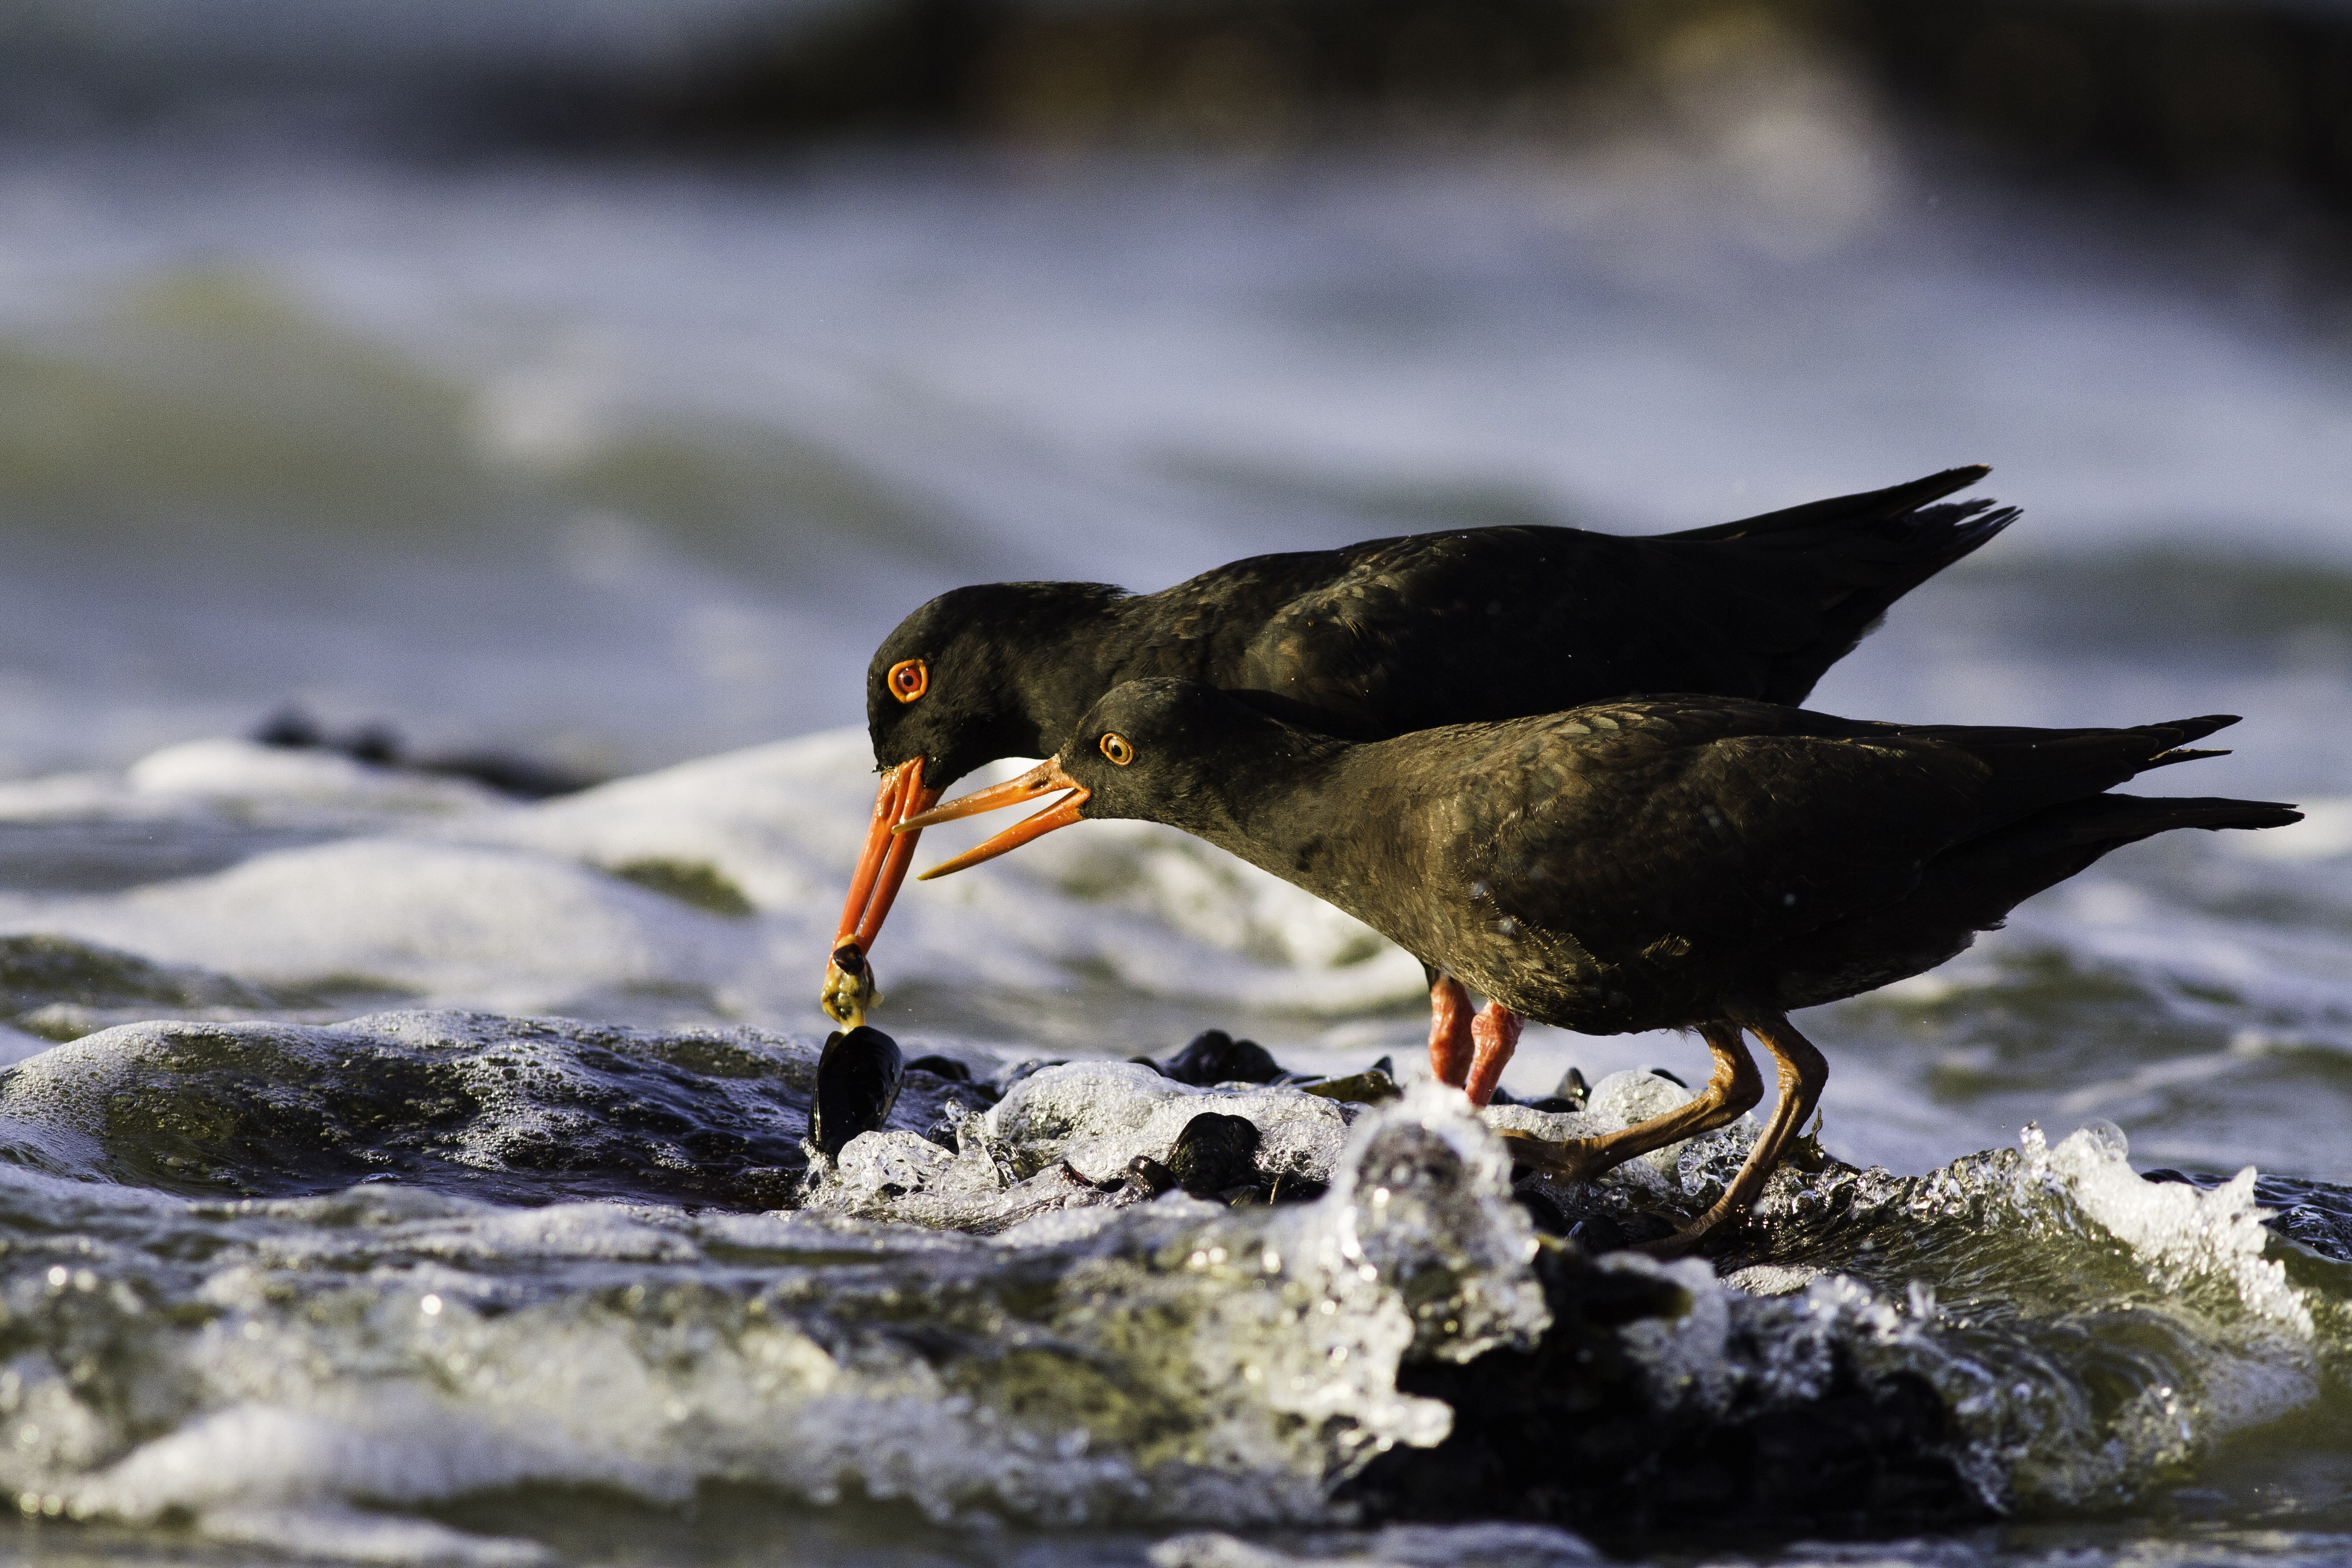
<box><xmin>1166</xmin><ymin>1111</ymin><xmax>1262</xmax><ymax>1196</ymax></box>
<box><xmin>810</xmin><ymin>1026</ymin><xmax>906</xmax><ymax>1158</ymax></box>
<box><xmin>1159</xmin><ymin>1029</ymin><xmax>1284</xmax><ymax>1086</ymax></box>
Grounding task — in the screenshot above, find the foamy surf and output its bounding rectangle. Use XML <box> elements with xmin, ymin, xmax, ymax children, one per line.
<box><xmin>0</xmin><ymin>998</ymin><xmax>2341</xmax><ymax>1564</ymax></box>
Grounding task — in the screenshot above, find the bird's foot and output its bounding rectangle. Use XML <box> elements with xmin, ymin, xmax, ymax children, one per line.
<box><xmin>819</xmin><ymin>943</ymin><xmax>880</xmax><ymax>1029</ymax></box>
<box><xmin>1629</xmin><ymin>1202</ymin><xmax>1754</xmax><ymax>1260</ymax></box>
<box><xmin>1629</xmin><ymin>1227</ymin><xmax>1705</xmax><ymax>1261</ymax></box>
<box><xmin>1497</xmin><ymin>1131</ymin><xmax>1613</xmax><ymax>1184</ymax></box>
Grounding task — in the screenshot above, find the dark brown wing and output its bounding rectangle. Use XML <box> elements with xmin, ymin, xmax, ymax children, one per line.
<box><xmin>1455</xmin><ymin>701</ymin><xmax>2241</xmax><ymax>965</ymax></box>
<box><xmin>1200</xmin><ymin>470</ymin><xmax>2012</xmax><ymax>738</ymax></box>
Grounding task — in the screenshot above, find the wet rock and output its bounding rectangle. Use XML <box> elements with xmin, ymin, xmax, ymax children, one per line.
<box><xmin>1099</xmin><ymin>1154</ymin><xmax>1179</xmax><ymax>1204</ymax></box>
<box><xmin>984</xmin><ymin>1060</ymin><xmax>1352</xmax><ymax>1187</ymax></box>
<box><xmin>1152</xmin><ymin>1523</ymin><xmax>1601</xmax><ymax>1568</ymax></box>
<box><xmin>1523</xmin><ymin>1066</ymin><xmax>1589</xmax><ymax>1114</ymax></box>
<box><xmin>1166</xmin><ymin>1112</ymin><xmax>1262</xmax><ymax>1197</ymax></box>
<box><xmin>253</xmin><ymin>705</ymin><xmax>598</xmax><ymax>799</ymax></box>
<box><xmin>0</xmin><ymin>1010</ymin><xmax>823</xmax><ymax>1205</ymax></box>
<box><xmin>906</xmin><ymin>1054</ymin><xmax>972</xmax><ymax>1083</ymax></box>
<box><xmin>1158</xmin><ymin>1029</ymin><xmax>1284</xmax><ymax>1086</ymax></box>
<box><xmin>0</xmin><ymin>933</ymin><xmax>292</xmax><ymax>1041</ymax></box>
<box><xmin>810</xmin><ymin>1026</ymin><xmax>905</xmax><ymax>1159</ymax></box>
<box><xmin>1339</xmin><ymin>1245</ymin><xmax>1986</xmax><ymax>1542</ymax></box>
<box><xmin>1303</xmin><ymin>1067</ymin><xmax>1402</xmax><ymax>1105</ymax></box>
<box><xmin>963</xmin><ymin>1159</ymin><xmax>1108</xmax><ymax>1236</ymax></box>
<box><xmin>2145</xmin><ymin>1166</ymin><xmax>2352</xmax><ymax>1263</ymax></box>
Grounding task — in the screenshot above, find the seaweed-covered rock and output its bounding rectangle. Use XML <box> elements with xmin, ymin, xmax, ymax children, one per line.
<box><xmin>0</xmin><ymin>933</ymin><xmax>296</xmax><ymax>1042</ymax></box>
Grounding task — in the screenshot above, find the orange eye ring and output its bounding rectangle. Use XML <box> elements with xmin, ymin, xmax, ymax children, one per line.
<box><xmin>887</xmin><ymin>659</ymin><xmax>928</xmax><ymax>704</ymax></box>
<box><xmin>1100</xmin><ymin>733</ymin><xmax>1135</xmax><ymax>766</ymax></box>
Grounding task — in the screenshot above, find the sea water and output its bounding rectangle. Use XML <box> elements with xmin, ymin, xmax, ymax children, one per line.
<box><xmin>3</xmin><ymin>106</ymin><xmax>2352</xmax><ymax>1565</ymax></box>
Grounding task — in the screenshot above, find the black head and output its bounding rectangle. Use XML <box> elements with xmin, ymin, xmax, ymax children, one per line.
<box><xmin>1058</xmin><ymin>678</ymin><xmax>1317</xmax><ymax>836</ymax></box>
<box><xmin>866</xmin><ymin>581</ymin><xmax>1126</xmax><ymax>790</ymax></box>
<box><xmin>899</xmin><ymin>676</ymin><xmax>1338</xmax><ymax>882</ymax></box>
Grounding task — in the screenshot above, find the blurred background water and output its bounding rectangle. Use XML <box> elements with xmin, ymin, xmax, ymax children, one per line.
<box><xmin>5</xmin><ymin>1</ymin><xmax>2352</xmax><ymax>1564</ymax></box>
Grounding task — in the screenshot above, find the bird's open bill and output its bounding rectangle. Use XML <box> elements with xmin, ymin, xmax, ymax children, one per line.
<box><xmin>836</xmin><ymin>757</ymin><xmax>943</xmax><ymax>951</ymax></box>
<box><xmin>897</xmin><ymin>757</ymin><xmax>1090</xmax><ymax>880</ymax></box>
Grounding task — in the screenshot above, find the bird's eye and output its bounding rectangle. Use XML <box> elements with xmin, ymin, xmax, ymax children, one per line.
<box><xmin>1100</xmin><ymin>733</ymin><xmax>1135</xmax><ymax>766</ymax></box>
<box><xmin>888</xmin><ymin>659</ymin><xmax>928</xmax><ymax>703</ymax></box>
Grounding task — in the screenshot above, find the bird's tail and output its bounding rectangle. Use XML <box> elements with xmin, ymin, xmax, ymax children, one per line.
<box><xmin>1913</xmin><ymin>713</ymin><xmax>2249</xmax><ymax>822</ymax></box>
<box><xmin>1772</xmin><ymin>792</ymin><xmax>2299</xmax><ymax>1011</ymax></box>
<box><xmin>1927</xmin><ymin>792</ymin><xmax>2301</xmax><ymax>929</ymax></box>
<box><xmin>1661</xmin><ymin>466</ymin><xmax>2019</xmax><ymax>704</ymax></box>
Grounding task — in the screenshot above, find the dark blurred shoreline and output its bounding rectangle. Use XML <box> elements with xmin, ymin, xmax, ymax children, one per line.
<box><xmin>10</xmin><ymin>0</ymin><xmax>2349</xmax><ymax>296</ymax></box>
<box><xmin>10</xmin><ymin>2</ymin><xmax>2344</xmax><ymax>198</ymax></box>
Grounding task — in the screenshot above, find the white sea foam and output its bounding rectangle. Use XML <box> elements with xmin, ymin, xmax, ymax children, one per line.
<box><xmin>0</xmin><ymin>1084</ymin><xmax>1550</xmax><ymax>1541</ymax></box>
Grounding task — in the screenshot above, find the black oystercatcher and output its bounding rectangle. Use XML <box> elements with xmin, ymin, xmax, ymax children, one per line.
<box><xmin>824</xmin><ymin>466</ymin><xmax>2015</xmax><ymax>1029</ymax></box>
<box><xmin>898</xmin><ymin>679</ymin><xmax>2297</xmax><ymax>1249</ymax></box>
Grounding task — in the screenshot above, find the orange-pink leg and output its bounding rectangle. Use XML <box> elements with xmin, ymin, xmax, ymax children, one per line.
<box><xmin>1428</xmin><ymin>973</ymin><xmax>1474</xmax><ymax>1087</ymax></box>
<box><xmin>1464</xmin><ymin>1002</ymin><xmax>1522</xmax><ymax>1107</ymax></box>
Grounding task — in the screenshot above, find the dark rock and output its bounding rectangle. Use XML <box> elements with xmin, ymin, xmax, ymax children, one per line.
<box><xmin>1098</xmin><ymin>1155</ymin><xmax>1178</xmax><ymax>1203</ymax></box>
<box><xmin>1165</xmin><ymin>1111</ymin><xmax>1261</xmax><ymax>1196</ymax></box>
<box><xmin>253</xmin><ymin>706</ymin><xmax>324</xmax><ymax>748</ymax></box>
<box><xmin>906</xmin><ymin>1054</ymin><xmax>971</xmax><ymax>1082</ymax></box>
<box><xmin>413</xmin><ymin>749</ymin><xmax>599</xmax><ymax>800</ymax></box>
<box><xmin>1551</xmin><ymin>1066</ymin><xmax>1589</xmax><ymax>1109</ymax></box>
<box><xmin>1159</xmin><ymin>1029</ymin><xmax>1284</xmax><ymax>1086</ymax></box>
<box><xmin>994</xmin><ymin>1059</ymin><xmax>1062</xmax><ymax>1094</ymax></box>
<box><xmin>1514</xmin><ymin>1188</ymin><xmax>1570</xmax><ymax>1235</ymax></box>
<box><xmin>810</xmin><ymin>1026</ymin><xmax>905</xmax><ymax>1159</ymax></box>
<box><xmin>1340</xmin><ymin>1244</ymin><xmax>1986</xmax><ymax>1542</ymax></box>
<box><xmin>345</xmin><ymin>723</ymin><xmax>402</xmax><ymax>766</ymax></box>
<box><xmin>1302</xmin><ymin>1067</ymin><xmax>1401</xmax><ymax>1105</ymax></box>
<box><xmin>249</xmin><ymin>706</ymin><xmax>599</xmax><ymax>799</ymax></box>
<box><xmin>1267</xmin><ymin>1173</ymin><xmax>1328</xmax><ymax>1204</ymax></box>
<box><xmin>2145</xmin><ymin>1166</ymin><xmax>2352</xmax><ymax>1263</ymax></box>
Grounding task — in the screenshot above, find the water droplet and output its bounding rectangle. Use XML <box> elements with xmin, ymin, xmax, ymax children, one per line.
<box><xmin>420</xmin><ymin>1294</ymin><xmax>444</xmax><ymax>1316</ymax></box>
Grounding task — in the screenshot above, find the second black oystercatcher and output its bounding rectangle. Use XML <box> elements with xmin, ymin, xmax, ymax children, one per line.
<box><xmin>823</xmin><ymin>465</ymin><xmax>2015</xmax><ymax>1029</ymax></box>
<box><xmin>897</xmin><ymin>680</ymin><xmax>2297</xmax><ymax>1250</ymax></box>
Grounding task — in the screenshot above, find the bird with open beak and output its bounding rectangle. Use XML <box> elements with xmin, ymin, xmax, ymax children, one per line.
<box><xmin>895</xmin><ymin>677</ymin><xmax>2295</xmax><ymax>1252</ymax></box>
<box><xmin>819</xmin><ymin>467</ymin><xmax>2015</xmax><ymax>1048</ymax></box>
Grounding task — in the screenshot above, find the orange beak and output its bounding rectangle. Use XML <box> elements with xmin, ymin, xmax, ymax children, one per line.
<box><xmin>833</xmin><ymin>756</ymin><xmax>945</xmax><ymax>956</ymax></box>
<box><xmin>896</xmin><ymin>757</ymin><xmax>1089</xmax><ymax>880</ymax></box>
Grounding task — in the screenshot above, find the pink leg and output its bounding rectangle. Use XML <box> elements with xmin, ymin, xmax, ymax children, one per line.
<box><xmin>1428</xmin><ymin>973</ymin><xmax>1474</xmax><ymax>1087</ymax></box>
<box><xmin>1464</xmin><ymin>1003</ymin><xmax>1522</xmax><ymax>1107</ymax></box>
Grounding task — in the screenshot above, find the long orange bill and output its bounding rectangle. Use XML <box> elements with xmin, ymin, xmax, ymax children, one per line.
<box><xmin>833</xmin><ymin>757</ymin><xmax>944</xmax><ymax>955</ymax></box>
<box><xmin>897</xmin><ymin>757</ymin><xmax>1089</xmax><ymax>880</ymax></box>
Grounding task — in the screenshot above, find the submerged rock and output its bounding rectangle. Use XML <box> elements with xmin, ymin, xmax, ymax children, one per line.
<box><xmin>0</xmin><ymin>932</ymin><xmax>296</xmax><ymax>1043</ymax></box>
<box><xmin>0</xmin><ymin>1009</ymin><xmax>960</xmax><ymax>1209</ymax></box>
